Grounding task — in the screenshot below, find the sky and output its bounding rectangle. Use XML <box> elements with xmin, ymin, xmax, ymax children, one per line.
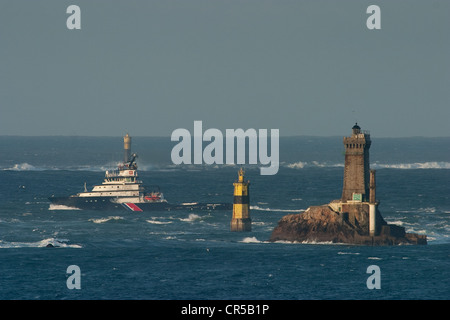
<box><xmin>0</xmin><ymin>0</ymin><xmax>449</xmax><ymax>137</ymax></box>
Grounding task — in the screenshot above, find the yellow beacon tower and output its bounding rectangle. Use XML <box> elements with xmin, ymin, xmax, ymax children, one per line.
<box><xmin>231</xmin><ymin>168</ymin><xmax>251</xmax><ymax>232</ymax></box>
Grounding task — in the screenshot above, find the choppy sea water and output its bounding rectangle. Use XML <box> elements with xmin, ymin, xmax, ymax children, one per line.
<box><xmin>0</xmin><ymin>136</ymin><xmax>449</xmax><ymax>300</ymax></box>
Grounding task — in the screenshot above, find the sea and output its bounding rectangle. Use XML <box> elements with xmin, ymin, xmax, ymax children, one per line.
<box><xmin>0</xmin><ymin>136</ymin><xmax>449</xmax><ymax>301</ymax></box>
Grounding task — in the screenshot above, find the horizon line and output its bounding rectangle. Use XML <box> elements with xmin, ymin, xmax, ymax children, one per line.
<box><xmin>0</xmin><ymin>134</ymin><xmax>449</xmax><ymax>139</ymax></box>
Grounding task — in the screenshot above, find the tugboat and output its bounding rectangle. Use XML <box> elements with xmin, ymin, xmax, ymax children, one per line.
<box><xmin>49</xmin><ymin>135</ymin><xmax>232</xmax><ymax>212</ymax></box>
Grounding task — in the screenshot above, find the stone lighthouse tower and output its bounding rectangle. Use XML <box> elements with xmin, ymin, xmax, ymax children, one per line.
<box><xmin>341</xmin><ymin>123</ymin><xmax>371</xmax><ymax>203</ymax></box>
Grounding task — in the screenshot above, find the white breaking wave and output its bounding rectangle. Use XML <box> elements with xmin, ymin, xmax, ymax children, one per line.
<box><xmin>250</xmin><ymin>205</ymin><xmax>305</xmax><ymax>213</ymax></box>
<box><xmin>164</xmin><ymin>236</ymin><xmax>177</xmax><ymax>240</ymax></box>
<box><xmin>300</xmin><ymin>240</ymin><xmax>337</xmax><ymax>245</ymax></box>
<box><xmin>286</xmin><ymin>161</ymin><xmax>344</xmax><ymax>169</ymax></box>
<box><xmin>420</xmin><ymin>207</ymin><xmax>437</xmax><ymax>213</ymax></box>
<box><xmin>4</xmin><ymin>160</ymin><xmax>449</xmax><ymax>171</ymax></box>
<box><xmin>146</xmin><ymin>219</ymin><xmax>172</xmax><ymax>225</ymax></box>
<box><xmin>0</xmin><ymin>238</ymin><xmax>81</xmax><ymax>249</ymax></box>
<box><xmin>2</xmin><ymin>162</ymin><xmax>82</xmax><ymax>171</ymax></box>
<box><xmin>395</xmin><ymin>207</ymin><xmax>437</xmax><ymax>215</ymax></box>
<box><xmin>4</xmin><ymin>163</ymin><xmax>41</xmax><ymax>171</ymax></box>
<box><xmin>240</xmin><ymin>236</ymin><xmax>265</xmax><ymax>243</ymax></box>
<box><xmin>285</xmin><ymin>161</ymin><xmax>450</xmax><ymax>170</ymax></box>
<box><xmin>273</xmin><ymin>240</ymin><xmax>337</xmax><ymax>245</ymax></box>
<box><xmin>180</xmin><ymin>213</ymin><xmax>202</xmax><ymax>222</ymax></box>
<box><xmin>372</xmin><ymin>162</ymin><xmax>450</xmax><ymax>169</ymax></box>
<box><xmin>89</xmin><ymin>216</ymin><xmax>124</xmax><ymax>224</ymax></box>
<box><xmin>386</xmin><ymin>220</ymin><xmax>405</xmax><ymax>226</ymax></box>
<box><xmin>1</xmin><ymin>162</ymin><xmax>154</xmax><ymax>172</ymax></box>
<box><xmin>337</xmin><ymin>252</ymin><xmax>361</xmax><ymax>255</ymax></box>
<box><xmin>286</xmin><ymin>161</ymin><xmax>308</xmax><ymax>169</ymax></box>
<box><xmin>48</xmin><ymin>204</ymin><xmax>81</xmax><ymax>211</ymax></box>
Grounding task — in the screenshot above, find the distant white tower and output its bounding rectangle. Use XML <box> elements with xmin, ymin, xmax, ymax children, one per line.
<box><xmin>124</xmin><ymin>133</ymin><xmax>131</xmax><ymax>162</ymax></box>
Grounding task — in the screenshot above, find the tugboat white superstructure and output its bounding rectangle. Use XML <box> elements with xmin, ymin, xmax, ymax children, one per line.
<box><xmin>73</xmin><ymin>153</ymin><xmax>166</xmax><ymax>210</ymax></box>
<box><xmin>49</xmin><ymin>134</ymin><xmax>231</xmax><ymax>212</ymax></box>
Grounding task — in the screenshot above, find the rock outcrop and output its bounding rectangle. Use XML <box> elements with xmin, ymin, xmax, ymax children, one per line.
<box><xmin>270</xmin><ymin>124</ymin><xmax>428</xmax><ymax>246</ymax></box>
<box><xmin>269</xmin><ymin>205</ymin><xmax>427</xmax><ymax>245</ymax></box>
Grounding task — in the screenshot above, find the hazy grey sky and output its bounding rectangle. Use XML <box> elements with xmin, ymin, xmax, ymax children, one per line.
<box><xmin>0</xmin><ymin>0</ymin><xmax>449</xmax><ymax>137</ymax></box>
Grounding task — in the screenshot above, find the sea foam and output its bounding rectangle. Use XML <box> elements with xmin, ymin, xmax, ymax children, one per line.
<box><xmin>372</xmin><ymin>162</ymin><xmax>450</xmax><ymax>169</ymax></box>
<box><xmin>49</xmin><ymin>204</ymin><xmax>81</xmax><ymax>210</ymax></box>
<box><xmin>0</xmin><ymin>238</ymin><xmax>81</xmax><ymax>249</ymax></box>
<box><xmin>180</xmin><ymin>213</ymin><xmax>203</xmax><ymax>222</ymax></box>
<box><xmin>240</xmin><ymin>237</ymin><xmax>267</xmax><ymax>243</ymax></box>
<box><xmin>89</xmin><ymin>216</ymin><xmax>124</xmax><ymax>224</ymax></box>
<box><xmin>285</xmin><ymin>161</ymin><xmax>450</xmax><ymax>170</ymax></box>
<box><xmin>250</xmin><ymin>205</ymin><xmax>305</xmax><ymax>213</ymax></box>
<box><xmin>146</xmin><ymin>219</ymin><xmax>172</xmax><ymax>225</ymax></box>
